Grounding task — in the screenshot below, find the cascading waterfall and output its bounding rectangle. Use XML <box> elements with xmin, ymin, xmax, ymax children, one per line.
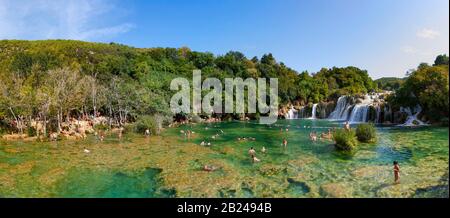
<box><xmin>328</xmin><ymin>96</ymin><xmax>351</xmax><ymax>120</ymax></box>
<box><xmin>398</xmin><ymin>105</ymin><xmax>427</xmax><ymax>126</ymax></box>
<box><xmin>285</xmin><ymin>106</ymin><xmax>298</xmax><ymax>119</ymax></box>
<box><xmin>299</xmin><ymin>107</ymin><xmax>305</xmax><ymax>118</ymax></box>
<box><xmin>348</xmin><ymin>95</ymin><xmax>373</xmax><ymax>123</ymax></box>
<box><xmin>348</xmin><ymin>104</ymin><xmax>369</xmax><ymax>123</ymax></box>
<box><xmin>310</xmin><ymin>104</ymin><xmax>318</xmax><ymax>119</ymax></box>
<box><xmin>375</xmin><ymin>105</ymin><xmax>381</xmax><ymax>123</ymax></box>
<box><xmin>329</xmin><ymin>94</ymin><xmax>381</xmax><ymax>123</ymax></box>
<box><xmin>384</xmin><ymin>105</ymin><xmax>392</xmax><ymax>122</ymax></box>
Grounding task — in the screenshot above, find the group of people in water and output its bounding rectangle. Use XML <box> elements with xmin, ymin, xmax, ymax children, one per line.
<box><xmin>309</xmin><ymin>128</ymin><xmax>334</xmax><ymax>142</ymax></box>
<box><xmin>182</xmin><ymin>121</ymin><xmax>401</xmax><ymax>184</ymax></box>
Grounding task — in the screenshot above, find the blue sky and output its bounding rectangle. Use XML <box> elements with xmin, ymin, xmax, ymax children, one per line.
<box><xmin>0</xmin><ymin>0</ymin><xmax>448</xmax><ymax>79</ymax></box>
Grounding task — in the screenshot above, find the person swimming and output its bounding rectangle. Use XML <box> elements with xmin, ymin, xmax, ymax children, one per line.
<box><xmin>203</xmin><ymin>165</ymin><xmax>219</xmax><ymax>172</ymax></box>
<box><xmin>261</xmin><ymin>146</ymin><xmax>267</xmax><ymax>153</ymax></box>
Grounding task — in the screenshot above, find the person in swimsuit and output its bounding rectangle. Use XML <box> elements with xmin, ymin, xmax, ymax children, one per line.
<box><xmin>248</xmin><ymin>147</ymin><xmax>257</xmax><ymax>163</ymax></box>
<box><xmin>344</xmin><ymin>121</ymin><xmax>351</xmax><ymax>131</ymax></box>
<box><xmin>393</xmin><ymin>161</ymin><xmax>400</xmax><ymax>184</ymax></box>
<box><xmin>282</xmin><ymin>138</ymin><xmax>288</xmax><ymax>147</ymax></box>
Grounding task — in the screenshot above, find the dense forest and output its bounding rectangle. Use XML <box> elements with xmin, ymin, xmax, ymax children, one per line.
<box><xmin>388</xmin><ymin>55</ymin><xmax>449</xmax><ymax>123</ymax></box>
<box><xmin>0</xmin><ymin>40</ymin><xmax>448</xmax><ymax>136</ymax></box>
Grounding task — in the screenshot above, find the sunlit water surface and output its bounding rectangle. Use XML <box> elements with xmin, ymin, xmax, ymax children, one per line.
<box><xmin>0</xmin><ymin>119</ymin><xmax>448</xmax><ymax>198</ymax></box>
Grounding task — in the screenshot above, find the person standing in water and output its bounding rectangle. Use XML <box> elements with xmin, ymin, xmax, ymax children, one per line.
<box><xmin>344</xmin><ymin>121</ymin><xmax>351</xmax><ymax>131</ymax></box>
<box><xmin>393</xmin><ymin>161</ymin><xmax>400</xmax><ymax>184</ymax></box>
<box><xmin>282</xmin><ymin>138</ymin><xmax>288</xmax><ymax>147</ymax></box>
<box><xmin>248</xmin><ymin>147</ymin><xmax>258</xmax><ymax>163</ymax></box>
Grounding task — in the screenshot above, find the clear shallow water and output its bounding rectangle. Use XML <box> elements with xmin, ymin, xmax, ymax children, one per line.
<box><xmin>0</xmin><ymin>119</ymin><xmax>448</xmax><ymax>198</ymax></box>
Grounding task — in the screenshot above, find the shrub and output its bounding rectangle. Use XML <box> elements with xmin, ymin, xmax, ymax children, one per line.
<box><xmin>355</xmin><ymin>123</ymin><xmax>377</xmax><ymax>142</ymax></box>
<box><xmin>94</xmin><ymin>123</ymin><xmax>109</xmax><ymax>131</ymax></box>
<box><xmin>27</xmin><ymin>127</ymin><xmax>36</xmax><ymax>137</ymax></box>
<box><xmin>333</xmin><ymin>129</ymin><xmax>358</xmax><ymax>151</ymax></box>
<box><xmin>134</xmin><ymin>115</ymin><xmax>157</xmax><ymax>135</ymax></box>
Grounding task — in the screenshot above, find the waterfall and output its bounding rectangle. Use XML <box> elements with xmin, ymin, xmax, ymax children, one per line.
<box><xmin>398</xmin><ymin>105</ymin><xmax>427</xmax><ymax>126</ymax></box>
<box><xmin>328</xmin><ymin>96</ymin><xmax>351</xmax><ymax>120</ymax></box>
<box><xmin>285</xmin><ymin>106</ymin><xmax>298</xmax><ymax>119</ymax></box>
<box><xmin>375</xmin><ymin>105</ymin><xmax>381</xmax><ymax>123</ymax></box>
<box><xmin>384</xmin><ymin>105</ymin><xmax>391</xmax><ymax>122</ymax></box>
<box><xmin>310</xmin><ymin>104</ymin><xmax>318</xmax><ymax>119</ymax></box>
<box><xmin>347</xmin><ymin>95</ymin><xmax>372</xmax><ymax>123</ymax></box>
<box><xmin>305</xmin><ymin>93</ymin><xmax>393</xmax><ymax>123</ymax></box>
<box><xmin>348</xmin><ymin>104</ymin><xmax>369</xmax><ymax>123</ymax></box>
<box><xmin>299</xmin><ymin>107</ymin><xmax>305</xmax><ymax>118</ymax></box>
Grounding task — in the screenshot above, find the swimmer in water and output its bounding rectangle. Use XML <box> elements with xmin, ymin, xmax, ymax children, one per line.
<box><xmin>203</xmin><ymin>165</ymin><xmax>219</xmax><ymax>172</ymax></box>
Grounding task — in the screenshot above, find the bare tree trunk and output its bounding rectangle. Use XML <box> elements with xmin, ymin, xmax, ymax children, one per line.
<box><xmin>109</xmin><ymin>105</ymin><xmax>113</xmax><ymax>128</ymax></box>
<box><xmin>8</xmin><ymin>107</ymin><xmax>20</xmax><ymax>134</ymax></box>
<box><xmin>28</xmin><ymin>116</ymin><xmax>32</xmax><ymax>136</ymax></box>
<box><xmin>18</xmin><ymin>115</ymin><xmax>24</xmax><ymax>135</ymax></box>
<box><xmin>57</xmin><ymin>110</ymin><xmax>61</xmax><ymax>134</ymax></box>
<box><xmin>43</xmin><ymin>115</ymin><xmax>47</xmax><ymax>138</ymax></box>
<box><xmin>92</xmin><ymin>73</ymin><xmax>98</xmax><ymax>120</ymax></box>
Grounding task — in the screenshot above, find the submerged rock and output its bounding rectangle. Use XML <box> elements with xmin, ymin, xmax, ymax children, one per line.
<box><xmin>351</xmin><ymin>165</ymin><xmax>389</xmax><ymax>178</ymax></box>
<box><xmin>258</xmin><ymin>164</ymin><xmax>287</xmax><ymax>177</ymax></box>
<box><xmin>320</xmin><ymin>183</ymin><xmax>353</xmax><ymax>198</ymax></box>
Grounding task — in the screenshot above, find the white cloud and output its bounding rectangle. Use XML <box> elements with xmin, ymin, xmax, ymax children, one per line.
<box><xmin>416</xmin><ymin>28</ymin><xmax>440</xmax><ymax>39</ymax></box>
<box><xmin>0</xmin><ymin>0</ymin><xmax>134</xmax><ymax>41</ymax></box>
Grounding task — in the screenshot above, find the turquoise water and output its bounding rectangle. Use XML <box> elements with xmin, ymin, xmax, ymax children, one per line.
<box><xmin>0</xmin><ymin>119</ymin><xmax>448</xmax><ymax>198</ymax></box>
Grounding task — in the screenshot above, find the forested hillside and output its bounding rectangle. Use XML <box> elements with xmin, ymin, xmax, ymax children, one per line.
<box><xmin>0</xmin><ymin>40</ymin><xmax>375</xmax><ymax>126</ymax></box>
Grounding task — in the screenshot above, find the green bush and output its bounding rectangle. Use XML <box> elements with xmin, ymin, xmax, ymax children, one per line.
<box><xmin>134</xmin><ymin>115</ymin><xmax>158</xmax><ymax>135</ymax></box>
<box><xmin>94</xmin><ymin>123</ymin><xmax>109</xmax><ymax>131</ymax></box>
<box><xmin>355</xmin><ymin>123</ymin><xmax>377</xmax><ymax>142</ymax></box>
<box><xmin>27</xmin><ymin>127</ymin><xmax>36</xmax><ymax>137</ymax></box>
<box><xmin>333</xmin><ymin>129</ymin><xmax>358</xmax><ymax>151</ymax></box>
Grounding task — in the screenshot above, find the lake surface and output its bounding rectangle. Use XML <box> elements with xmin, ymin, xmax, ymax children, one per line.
<box><xmin>0</xmin><ymin>119</ymin><xmax>448</xmax><ymax>197</ymax></box>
